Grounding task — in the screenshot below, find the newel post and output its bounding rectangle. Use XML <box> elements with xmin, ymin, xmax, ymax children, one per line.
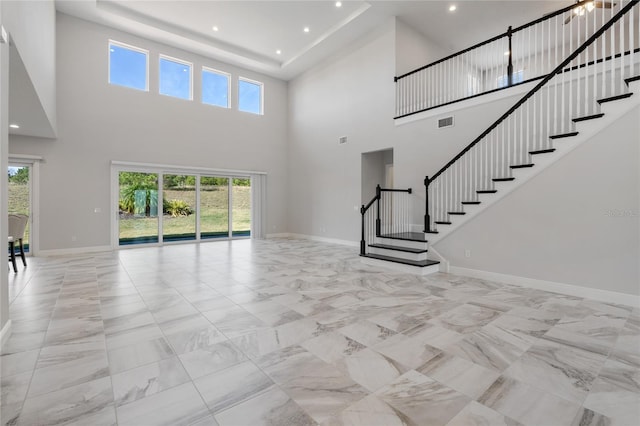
<box><xmin>360</xmin><ymin>205</ymin><xmax>366</xmax><ymax>256</ymax></box>
<box><xmin>375</xmin><ymin>184</ymin><xmax>381</xmax><ymax>236</ymax></box>
<box><xmin>424</xmin><ymin>176</ymin><xmax>431</xmax><ymax>233</ymax></box>
<box><xmin>507</xmin><ymin>26</ymin><xmax>514</xmax><ymax>86</ymax></box>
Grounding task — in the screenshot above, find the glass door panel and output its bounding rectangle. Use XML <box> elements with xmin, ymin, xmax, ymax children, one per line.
<box><xmin>163</xmin><ymin>174</ymin><xmax>196</xmax><ymax>242</ymax></box>
<box><xmin>232</xmin><ymin>178</ymin><xmax>251</xmax><ymax>237</ymax></box>
<box><xmin>119</xmin><ymin>172</ymin><xmax>159</xmax><ymax>245</ymax></box>
<box><xmin>8</xmin><ymin>165</ymin><xmax>30</xmax><ymax>252</ymax></box>
<box><xmin>200</xmin><ymin>176</ymin><xmax>229</xmax><ymax>239</ymax></box>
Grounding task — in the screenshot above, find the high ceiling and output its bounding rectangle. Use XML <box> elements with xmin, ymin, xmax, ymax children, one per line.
<box><xmin>56</xmin><ymin>0</ymin><xmax>570</xmax><ymax>80</ymax></box>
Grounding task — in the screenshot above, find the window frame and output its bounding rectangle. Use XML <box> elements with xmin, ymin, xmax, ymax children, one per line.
<box><xmin>201</xmin><ymin>66</ymin><xmax>231</xmax><ymax>109</ymax></box>
<box><xmin>238</xmin><ymin>77</ymin><xmax>264</xmax><ymax>115</ymax></box>
<box><xmin>159</xmin><ymin>54</ymin><xmax>194</xmax><ymax>101</ymax></box>
<box><xmin>108</xmin><ymin>40</ymin><xmax>150</xmax><ymax>92</ymax></box>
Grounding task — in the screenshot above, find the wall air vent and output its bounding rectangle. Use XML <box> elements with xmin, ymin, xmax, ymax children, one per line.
<box><xmin>339</xmin><ymin>136</ymin><xmax>348</xmax><ymax>144</ymax></box>
<box><xmin>438</xmin><ymin>116</ymin><xmax>454</xmax><ymax>129</ymax></box>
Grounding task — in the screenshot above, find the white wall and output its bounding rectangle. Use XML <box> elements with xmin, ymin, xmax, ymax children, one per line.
<box><xmin>395</xmin><ymin>18</ymin><xmax>446</xmax><ymax>76</ymax></box>
<box><xmin>288</xmin><ymin>19</ymin><xmax>398</xmax><ymax>240</ymax></box>
<box><xmin>2</xmin><ymin>0</ymin><xmax>56</xmax><ymax>135</ymax></box>
<box><xmin>8</xmin><ymin>13</ymin><xmax>289</xmax><ymax>251</ymax></box>
<box><xmin>435</xmin><ymin>106</ymin><xmax>640</xmax><ymax>296</ymax></box>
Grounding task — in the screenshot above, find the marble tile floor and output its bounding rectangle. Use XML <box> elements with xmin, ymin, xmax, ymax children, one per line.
<box><xmin>1</xmin><ymin>237</ymin><xmax>639</xmax><ymax>426</ymax></box>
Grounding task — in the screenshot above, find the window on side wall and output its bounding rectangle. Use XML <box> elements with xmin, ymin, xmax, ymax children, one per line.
<box><xmin>202</xmin><ymin>68</ymin><xmax>230</xmax><ymax>108</ymax></box>
<box><xmin>159</xmin><ymin>55</ymin><xmax>193</xmax><ymax>100</ymax></box>
<box><xmin>108</xmin><ymin>41</ymin><xmax>148</xmax><ymax>91</ymax></box>
<box><xmin>238</xmin><ymin>77</ymin><xmax>263</xmax><ymax>115</ymax></box>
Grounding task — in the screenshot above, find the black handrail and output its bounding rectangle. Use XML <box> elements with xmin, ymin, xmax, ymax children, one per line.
<box><xmin>395</xmin><ymin>47</ymin><xmax>640</xmax><ymax>120</ymax></box>
<box><xmin>429</xmin><ymin>0</ymin><xmax>637</xmax><ymax>184</ymax></box>
<box><xmin>424</xmin><ymin>0</ymin><xmax>638</xmax><ymax>231</ymax></box>
<box><xmin>380</xmin><ymin>188</ymin><xmax>412</xmax><ymax>193</ymax></box>
<box><xmin>360</xmin><ymin>185</ymin><xmax>413</xmax><ymax>255</ymax></box>
<box><xmin>395</xmin><ymin>0</ymin><xmax>597</xmax><ymax>82</ymax></box>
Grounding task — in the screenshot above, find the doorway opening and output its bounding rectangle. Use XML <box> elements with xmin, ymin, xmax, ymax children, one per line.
<box><xmin>361</xmin><ymin>148</ymin><xmax>393</xmax><ymax>203</ymax></box>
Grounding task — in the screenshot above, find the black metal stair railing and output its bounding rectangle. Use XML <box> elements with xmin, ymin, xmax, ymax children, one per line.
<box><xmin>360</xmin><ymin>185</ymin><xmax>413</xmax><ymax>256</ymax></box>
<box><xmin>395</xmin><ymin>0</ymin><xmax>639</xmax><ymax>118</ymax></box>
<box><xmin>424</xmin><ymin>0</ymin><xmax>639</xmax><ymax>233</ymax></box>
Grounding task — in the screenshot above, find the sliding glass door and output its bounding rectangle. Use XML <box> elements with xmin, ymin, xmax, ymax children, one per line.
<box><xmin>118</xmin><ymin>172</ymin><xmax>159</xmax><ymax>245</ymax></box>
<box><xmin>8</xmin><ymin>164</ymin><xmax>31</xmax><ymax>252</ymax></box>
<box><xmin>232</xmin><ymin>178</ymin><xmax>251</xmax><ymax>237</ymax></box>
<box><xmin>163</xmin><ymin>174</ymin><xmax>196</xmax><ymax>242</ymax></box>
<box><xmin>200</xmin><ymin>176</ymin><xmax>229</xmax><ymax>239</ymax></box>
<box><xmin>117</xmin><ymin>169</ymin><xmax>252</xmax><ymax>246</ymax></box>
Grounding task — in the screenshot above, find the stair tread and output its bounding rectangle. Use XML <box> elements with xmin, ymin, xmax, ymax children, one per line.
<box><xmin>461</xmin><ymin>201</ymin><xmax>481</xmax><ymax>205</ymax></box>
<box><xmin>530</xmin><ymin>148</ymin><xmax>556</xmax><ymax>155</ymax></box>
<box><xmin>493</xmin><ymin>177</ymin><xmax>515</xmax><ymax>182</ymax></box>
<box><xmin>572</xmin><ymin>113</ymin><xmax>604</xmax><ymax>122</ymax></box>
<box><xmin>448</xmin><ymin>212</ymin><xmax>466</xmax><ymax>215</ymax></box>
<box><xmin>424</xmin><ymin>230</ymin><xmax>439</xmax><ymax>234</ymax></box>
<box><xmin>597</xmin><ymin>92</ymin><xmax>633</xmax><ymax>104</ymax></box>
<box><xmin>434</xmin><ymin>221</ymin><xmax>452</xmax><ymax>225</ymax></box>
<box><xmin>378</xmin><ymin>232</ymin><xmax>428</xmax><ymax>242</ymax></box>
<box><xmin>369</xmin><ymin>244</ymin><xmax>428</xmax><ymax>254</ymax></box>
<box><xmin>510</xmin><ymin>164</ymin><xmax>535</xmax><ymax>169</ymax></box>
<box><xmin>625</xmin><ymin>75</ymin><xmax>640</xmax><ymax>85</ymax></box>
<box><xmin>477</xmin><ymin>190</ymin><xmax>497</xmax><ymax>194</ymax></box>
<box><xmin>362</xmin><ymin>253</ymin><xmax>440</xmax><ymax>268</ymax></box>
<box><xmin>549</xmin><ymin>132</ymin><xmax>579</xmax><ymax>139</ymax></box>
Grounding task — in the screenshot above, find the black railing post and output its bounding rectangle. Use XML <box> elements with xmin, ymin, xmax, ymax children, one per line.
<box><xmin>375</xmin><ymin>184</ymin><xmax>381</xmax><ymax>236</ymax></box>
<box><xmin>360</xmin><ymin>205</ymin><xmax>366</xmax><ymax>256</ymax></box>
<box><xmin>507</xmin><ymin>26</ymin><xmax>513</xmax><ymax>86</ymax></box>
<box><xmin>424</xmin><ymin>176</ymin><xmax>431</xmax><ymax>233</ymax></box>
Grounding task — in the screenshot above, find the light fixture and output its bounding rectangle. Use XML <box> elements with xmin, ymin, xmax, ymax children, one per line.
<box><xmin>212</xmin><ymin>26</ymin><xmax>219</xmax><ymax>32</ymax></box>
<box><xmin>9</xmin><ymin>124</ymin><xmax>19</xmax><ymax>129</ymax></box>
<box><xmin>586</xmin><ymin>1</ymin><xmax>595</xmax><ymax>12</ymax></box>
<box><xmin>335</xmin><ymin>1</ymin><xmax>342</xmax><ymax>7</ymax></box>
<box><xmin>276</xmin><ymin>50</ymin><xmax>282</xmax><ymax>55</ymax></box>
<box><xmin>449</xmin><ymin>5</ymin><xmax>457</xmax><ymax>12</ymax></box>
<box><xmin>304</xmin><ymin>27</ymin><xmax>310</xmax><ymax>33</ymax></box>
<box><xmin>504</xmin><ymin>51</ymin><xmax>511</xmax><ymax>56</ymax></box>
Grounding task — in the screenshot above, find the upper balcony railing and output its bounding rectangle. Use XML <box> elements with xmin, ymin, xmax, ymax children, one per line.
<box><xmin>394</xmin><ymin>0</ymin><xmax>640</xmax><ymax>118</ymax></box>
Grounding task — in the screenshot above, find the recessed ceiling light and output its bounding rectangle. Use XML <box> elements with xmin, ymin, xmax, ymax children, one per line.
<box><xmin>449</xmin><ymin>5</ymin><xmax>457</xmax><ymax>12</ymax></box>
<box><xmin>9</xmin><ymin>124</ymin><xmax>20</xmax><ymax>129</ymax></box>
<box><xmin>212</xmin><ymin>26</ymin><xmax>219</xmax><ymax>32</ymax></box>
<box><xmin>303</xmin><ymin>27</ymin><xmax>310</xmax><ymax>33</ymax></box>
<box><xmin>276</xmin><ymin>50</ymin><xmax>282</xmax><ymax>55</ymax></box>
<box><xmin>335</xmin><ymin>1</ymin><xmax>342</xmax><ymax>7</ymax></box>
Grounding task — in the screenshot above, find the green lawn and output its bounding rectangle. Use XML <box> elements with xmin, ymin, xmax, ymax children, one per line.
<box><xmin>119</xmin><ymin>186</ymin><xmax>250</xmax><ymax>242</ymax></box>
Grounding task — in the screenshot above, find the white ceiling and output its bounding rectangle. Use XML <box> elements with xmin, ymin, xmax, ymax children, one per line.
<box><xmin>55</xmin><ymin>0</ymin><xmax>571</xmax><ymax>81</ymax></box>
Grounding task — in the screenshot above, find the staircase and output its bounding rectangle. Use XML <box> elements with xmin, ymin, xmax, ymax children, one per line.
<box><xmin>361</xmin><ymin>0</ymin><xmax>639</xmax><ymax>274</ymax></box>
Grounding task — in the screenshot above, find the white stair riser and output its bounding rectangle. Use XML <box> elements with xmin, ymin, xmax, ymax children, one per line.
<box><xmin>361</xmin><ymin>257</ymin><xmax>441</xmax><ymax>275</ymax></box>
<box><xmin>369</xmin><ymin>246</ymin><xmax>428</xmax><ymax>261</ymax></box>
<box><xmin>375</xmin><ymin>237</ymin><xmax>428</xmax><ymax>250</ymax></box>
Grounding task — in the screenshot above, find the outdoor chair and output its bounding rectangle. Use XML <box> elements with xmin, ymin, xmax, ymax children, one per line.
<box><xmin>8</xmin><ymin>214</ymin><xmax>28</xmax><ymax>272</ymax></box>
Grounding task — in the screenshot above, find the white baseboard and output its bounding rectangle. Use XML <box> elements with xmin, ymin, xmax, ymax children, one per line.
<box><xmin>266</xmin><ymin>233</ymin><xmax>292</xmax><ymax>238</ymax></box>
<box><xmin>0</xmin><ymin>319</ymin><xmax>12</xmax><ymax>347</ymax></box>
<box><xmin>449</xmin><ymin>266</ymin><xmax>640</xmax><ymax>308</ymax></box>
<box><xmin>38</xmin><ymin>245</ymin><xmax>113</xmax><ymax>257</ymax></box>
<box><xmin>287</xmin><ymin>233</ymin><xmax>359</xmax><ymax>248</ymax></box>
